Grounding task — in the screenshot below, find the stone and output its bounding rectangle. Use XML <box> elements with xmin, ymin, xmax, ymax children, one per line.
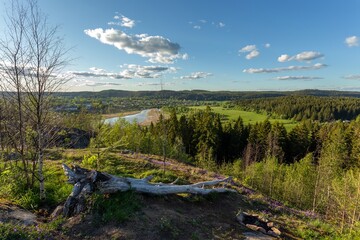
<box><xmin>50</xmin><ymin>205</ymin><xmax>64</xmax><ymax>219</ymax></box>
<box><xmin>246</xmin><ymin>224</ymin><xmax>260</xmax><ymax>231</ymax></box>
<box><xmin>267</xmin><ymin>222</ymin><xmax>274</xmax><ymax>227</ymax></box>
<box><xmin>271</xmin><ymin>227</ymin><xmax>281</xmax><ymax>236</ymax></box>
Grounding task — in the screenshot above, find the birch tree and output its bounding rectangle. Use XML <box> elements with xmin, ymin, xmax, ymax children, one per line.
<box><xmin>0</xmin><ymin>0</ymin><xmax>70</xmax><ymax>200</ymax></box>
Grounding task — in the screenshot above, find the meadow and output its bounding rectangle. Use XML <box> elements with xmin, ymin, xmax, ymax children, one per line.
<box><xmin>190</xmin><ymin>106</ymin><xmax>297</xmax><ymax>131</ymax></box>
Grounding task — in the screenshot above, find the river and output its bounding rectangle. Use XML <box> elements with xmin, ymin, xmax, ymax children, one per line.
<box><xmin>104</xmin><ymin>109</ymin><xmax>152</xmax><ymax>125</ymax></box>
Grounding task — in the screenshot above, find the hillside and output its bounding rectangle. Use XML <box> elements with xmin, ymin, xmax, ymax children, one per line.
<box><xmin>0</xmin><ymin>150</ymin><xmax>333</xmax><ymax>239</ymax></box>
<box><xmin>54</xmin><ymin>89</ymin><xmax>360</xmax><ymax>101</ymax></box>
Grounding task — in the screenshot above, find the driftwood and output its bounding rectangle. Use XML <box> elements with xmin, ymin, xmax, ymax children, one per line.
<box><xmin>62</xmin><ymin>164</ymin><xmax>235</xmax><ymax>217</ymax></box>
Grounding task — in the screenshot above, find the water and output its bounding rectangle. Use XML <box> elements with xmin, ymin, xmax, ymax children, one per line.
<box><xmin>104</xmin><ymin>109</ymin><xmax>151</xmax><ymax>125</ymax></box>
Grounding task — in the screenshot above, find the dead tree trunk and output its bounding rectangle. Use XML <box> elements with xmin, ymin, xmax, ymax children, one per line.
<box><xmin>62</xmin><ymin>164</ymin><xmax>235</xmax><ymax>217</ymax></box>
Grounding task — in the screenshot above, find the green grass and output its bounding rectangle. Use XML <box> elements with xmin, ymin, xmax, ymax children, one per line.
<box><xmin>91</xmin><ymin>190</ymin><xmax>141</xmax><ymax>223</ymax></box>
<box><xmin>189</xmin><ymin>106</ymin><xmax>297</xmax><ymax>131</ymax></box>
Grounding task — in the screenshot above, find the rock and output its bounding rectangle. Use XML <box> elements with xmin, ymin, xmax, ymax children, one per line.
<box><xmin>271</xmin><ymin>227</ymin><xmax>281</xmax><ymax>236</ymax></box>
<box><xmin>246</xmin><ymin>224</ymin><xmax>260</xmax><ymax>231</ymax></box>
<box><xmin>50</xmin><ymin>205</ymin><xmax>64</xmax><ymax>219</ymax></box>
<box><xmin>236</xmin><ymin>212</ymin><xmax>247</xmax><ymax>224</ymax></box>
<box><xmin>243</xmin><ymin>232</ymin><xmax>274</xmax><ymax>240</ymax></box>
<box><xmin>267</xmin><ymin>230</ymin><xmax>279</xmax><ymax>238</ymax></box>
<box><xmin>267</xmin><ymin>222</ymin><xmax>274</xmax><ymax>228</ymax></box>
<box><xmin>258</xmin><ymin>226</ymin><xmax>267</xmax><ymax>234</ymax></box>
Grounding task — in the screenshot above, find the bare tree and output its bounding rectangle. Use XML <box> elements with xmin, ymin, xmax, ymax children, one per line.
<box><xmin>0</xmin><ymin>0</ymin><xmax>30</xmax><ymax>187</ymax></box>
<box><xmin>0</xmin><ymin>0</ymin><xmax>70</xmax><ymax>200</ymax></box>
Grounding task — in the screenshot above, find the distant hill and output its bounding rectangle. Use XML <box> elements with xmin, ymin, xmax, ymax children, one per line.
<box><xmin>54</xmin><ymin>89</ymin><xmax>360</xmax><ymax>101</ymax></box>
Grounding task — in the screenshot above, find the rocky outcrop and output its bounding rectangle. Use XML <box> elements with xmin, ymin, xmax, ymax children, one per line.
<box><xmin>237</xmin><ymin>212</ymin><xmax>281</xmax><ymax>238</ymax></box>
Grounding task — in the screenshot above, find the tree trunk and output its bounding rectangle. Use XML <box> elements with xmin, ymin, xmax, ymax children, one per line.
<box><xmin>62</xmin><ymin>164</ymin><xmax>235</xmax><ymax>217</ymax></box>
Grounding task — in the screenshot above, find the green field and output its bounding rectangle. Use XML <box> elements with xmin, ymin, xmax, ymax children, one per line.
<box><xmin>190</xmin><ymin>106</ymin><xmax>297</xmax><ymax>131</ymax></box>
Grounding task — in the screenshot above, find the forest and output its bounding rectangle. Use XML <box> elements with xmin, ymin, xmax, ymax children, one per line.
<box><xmin>57</xmin><ymin>102</ymin><xmax>360</xmax><ymax>234</ymax></box>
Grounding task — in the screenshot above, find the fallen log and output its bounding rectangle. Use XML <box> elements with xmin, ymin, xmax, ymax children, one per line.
<box><xmin>61</xmin><ymin>164</ymin><xmax>235</xmax><ymax>217</ymax></box>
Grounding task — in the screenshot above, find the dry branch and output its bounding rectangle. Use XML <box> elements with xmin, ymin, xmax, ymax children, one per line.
<box><xmin>62</xmin><ymin>164</ymin><xmax>235</xmax><ymax>217</ymax></box>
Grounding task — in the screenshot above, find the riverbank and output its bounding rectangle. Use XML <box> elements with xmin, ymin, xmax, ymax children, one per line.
<box><xmin>140</xmin><ymin>108</ymin><xmax>162</xmax><ymax>126</ymax></box>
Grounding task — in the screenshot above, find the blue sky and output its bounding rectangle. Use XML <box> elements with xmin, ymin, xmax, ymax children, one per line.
<box><xmin>1</xmin><ymin>0</ymin><xmax>360</xmax><ymax>92</ymax></box>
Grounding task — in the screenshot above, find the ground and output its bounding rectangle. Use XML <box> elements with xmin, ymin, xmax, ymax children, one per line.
<box><xmin>0</xmin><ymin>151</ymin><xmax>321</xmax><ymax>239</ymax></box>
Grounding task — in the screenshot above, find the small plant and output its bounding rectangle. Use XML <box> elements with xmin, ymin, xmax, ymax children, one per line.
<box><xmin>0</xmin><ymin>223</ymin><xmax>53</xmax><ymax>240</ymax></box>
<box><xmin>91</xmin><ymin>190</ymin><xmax>141</xmax><ymax>223</ymax></box>
<box><xmin>82</xmin><ymin>154</ymin><xmax>98</xmax><ymax>168</ymax></box>
<box><xmin>159</xmin><ymin>216</ymin><xmax>180</xmax><ymax>238</ymax></box>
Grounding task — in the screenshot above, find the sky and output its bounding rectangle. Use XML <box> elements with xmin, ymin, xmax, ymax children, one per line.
<box><xmin>1</xmin><ymin>0</ymin><xmax>360</xmax><ymax>92</ymax></box>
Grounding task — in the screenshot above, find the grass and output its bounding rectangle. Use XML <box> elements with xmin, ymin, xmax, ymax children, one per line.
<box><xmin>190</xmin><ymin>106</ymin><xmax>297</xmax><ymax>131</ymax></box>
<box><xmin>91</xmin><ymin>190</ymin><xmax>141</xmax><ymax>223</ymax></box>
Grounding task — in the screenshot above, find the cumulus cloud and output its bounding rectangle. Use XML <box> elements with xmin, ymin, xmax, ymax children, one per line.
<box><xmin>278</xmin><ymin>54</ymin><xmax>291</xmax><ymax>62</ymax></box>
<box><xmin>73</xmin><ymin>79</ymin><xmax>122</xmax><ymax>87</ymax></box>
<box><xmin>120</xmin><ymin>64</ymin><xmax>176</xmax><ymax>79</ymax></box>
<box><xmin>243</xmin><ymin>63</ymin><xmax>327</xmax><ymax>74</ymax></box>
<box><xmin>239</xmin><ymin>45</ymin><xmax>260</xmax><ymax>60</ymax></box>
<box><xmin>343</xmin><ymin>74</ymin><xmax>360</xmax><ymax>80</ymax></box>
<box><xmin>70</xmin><ymin>65</ymin><xmax>175</xmax><ymax>80</ymax></box>
<box><xmin>180</xmin><ymin>72</ymin><xmax>212</xmax><ymax>80</ymax></box>
<box><xmin>84</xmin><ymin>28</ymin><xmax>187</xmax><ymax>64</ymax></box>
<box><xmin>345</xmin><ymin>36</ymin><xmax>359</xmax><ymax>47</ymax></box>
<box><xmin>277</xmin><ymin>51</ymin><xmax>324</xmax><ymax>62</ymax></box>
<box><xmin>193</xmin><ymin>25</ymin><xmax>201</xmax><ymax>30</ymax></box>
<box><xmin>264</xmin><ymin>43</ymin><xmax>271</xmax><ymax>48</ymax></box>
<box><xmin>275</xmin><ymin>76</ymin><xmax>323</xmax><ymax>81</ymax></box>
<box><xmin>108</xmin><ymin>14</ymin><xmax>135</xmax><ymax>28</ymax></box>
<box><xmin>246</xmin><ymin>50</ymin><xmax>260</xmax><ymax>60</ymax></box>
<box><xmin>69</xmin><ymin>70</ymin><xmax>128</xmax><ymax>79</ymax></box>
<box><xmin>239</xmin><ymin>45</ymin><xmax>257</xmax><ymax>53</ymax></box>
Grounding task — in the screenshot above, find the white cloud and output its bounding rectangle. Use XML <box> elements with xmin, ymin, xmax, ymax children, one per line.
<box><xmin>108</xmin><ymin>14</ymin><xmax>135</xmax><ymax>28</ymax></box>
<box><xmin>343</xmin><ymin>74</ymin><xmax>360</xmax><ymax>80</ymax></box>
<box><xmin>277</xmin><ymin>51</ymin><xmax>324</xmax><ymax>62</ymax></box>
<box><xmin>293</xmin><ymin>51</ymin><xmax>324</xmax><ymax>61</ymax></box>
<box><xmin>345</xmin><ymin>36</ymin><xmax>359</xmax><ymax>47</ymax></box>
<box><xmin>73</xmin><ymin>79</ymin><xmax>122</xmax><ymax>87</ymax></box>
<box><xmin>180</xmin><ymin>72</ymin><xmax>212</xmax><ymax>80</ymax></box>
<box><xmin>218</xmin><ymin>22</ymin><xmax>225</xmax><ymax>28</ymax></box>
<box><xmin>120</xmin><ymin>64</ymin><xmax>176</xmax><ymax>78</ymax></box>
<box><xmin>239</xmin><ymin>45</ymin><xmax>260</xmax><ymax>60</ymax></box>
<box><xmin>243</xmin><ymin>63</ymin><xmax>327</xmax><ymax>74</ymax></box>
<box><xmin>275</xmin><ymin>76</ymin><xmax>323</xmax><ymax>80</ymax></box>
<box><xmin>246</xmin><ymin>50</ymin><xmax>260</xmax><ymax>60</ymax></box>
<box><xmin>199</xmin><ymin>19</ymin><xmax>207</xmax><ymax>24</ymax></box>
<box><xmin>89</xmin><ymin>67</ymin><xmax>106</xmax><ymax>73</ymax></box>
<box><xmin>70</xmin><ymin>65</ymin><xmax>175</xmax><ymax>80</ymax></box>
<box><xmin>84</xmin><ymin>28</ymin><xmax>187</xmax><ymax>64</ymax></box>
<box><xmin>278</xmin><ymin>54</ymin><xmax>291</xmax><ymax>62</ymax></box>
<box><xmin>194</xmin><ymin>25</ymin><xmax>201</xmax><ymax>30</ymax></box>
<box><xmin>239</xmin><ymin>45</ymin><xmax>257</xmax><ymax>53</ymax></box>
<box><xmin>264</xmin><ymin>43</ymin><xmax>271</xmax><ymax>48</ymax></box>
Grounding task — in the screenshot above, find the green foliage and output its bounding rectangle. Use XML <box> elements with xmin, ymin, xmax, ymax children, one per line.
<box><xmin>138</xmin><ymin>169</ymin><xmax>180</xmax><ymax>183</ymax></box>
<box><xmin>235</xmin><ymin>95</ymin><xmax>360</xmax><ymax>122</ymax></box>
<box><xmin>82</xmin><ymin>154</ymin><xmax>98</xmax><ymax>169</ymax></box>
<box><xmin>15</xmin><ymin>189</ymin><xmax>40</xmax><ymax>210</ymax></box>
<box><xmin>0</xmin><ymin>161</ymin><xmax>71</xmax><ymax>209</ymax></box>
<box><xmin>296</xmin><ymin>219</ymin><xmax>336</xmax><ymax>239</ymax></box>
<box><xmin>91</xmin><ymin>191</ymin><xmax>141</xmax><ymax>223</ymax></box>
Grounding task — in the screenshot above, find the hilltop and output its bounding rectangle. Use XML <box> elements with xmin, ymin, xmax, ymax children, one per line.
<box><xmin>54</xmin><ymin>89</ymin><xmax>360</xmax><ymax>101</ymax></box>
<box><xmin>0</xmin><ymin>150</ymin><xmax>332</xmax><ymax>239</ymax></box>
